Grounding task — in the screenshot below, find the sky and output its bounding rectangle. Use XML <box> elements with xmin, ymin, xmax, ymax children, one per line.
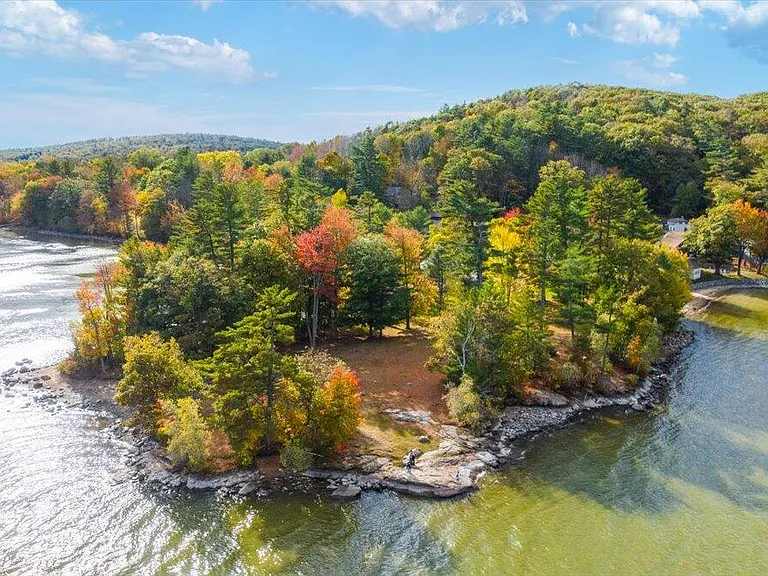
<box><xmin>0</xmin><ymin>0</ymin><xmax>767</xmax><ymax>148</ymax></box>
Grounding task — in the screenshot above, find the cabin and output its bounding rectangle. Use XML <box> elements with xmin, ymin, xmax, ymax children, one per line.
<box><xmin>665</xmin><ymin>218</ymin><xmax>689</xmax><ymax>232</ymax></box>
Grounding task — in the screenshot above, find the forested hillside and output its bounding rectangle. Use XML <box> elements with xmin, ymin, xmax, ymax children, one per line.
<box><xmin>3</xmin><ymin>83</ymin><xmax>767</xmax><ymax>470</ymax></box>
<box><xmin>0</xmin><ymin>133</ymin><xmax>280</xmax><ymax>162</ymax></box>
<box><xmin>381</xmin><ymin>83</ymin><xmax>768</xmax><ymax>215</ymax></box>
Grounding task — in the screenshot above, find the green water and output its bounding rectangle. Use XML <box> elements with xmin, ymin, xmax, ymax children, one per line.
<box><xmin>2</xmin><ymin>235</ymin><xmax>768</xmax><ymax>575</ymax></box>
<box><xmin>699</xmin><ymin>289</ymin><xmax>768</xmax><ymax>337</ymax></box>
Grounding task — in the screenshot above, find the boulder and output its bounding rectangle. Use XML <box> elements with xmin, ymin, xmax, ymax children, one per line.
<box><xmin>382</xmin><ymin>409</ymin><xmax>436</xmax><ymax>426</ymax></box>
<box><xmin>418</xmin><ymin>435</ymin><xmax>430</xmax><ymax>444</ymax></box>
<box><xmin>474</xmin><ymin>451</ymin><xmax>499</xmax><ymax>468</ymax></box>
<box><xmin>523</xmin><ymin>388</ymin><xmax>570</xmax><ymax>407</ymax></box>
<box><xmin>331</xmin><ymin>484</ymin><xmax>361</xmax><ymax>500</ymax></box>
<box><xmin>238</xmin><ymin>481</ymin><xmax>260</xmax><ymax>496</ymax></box>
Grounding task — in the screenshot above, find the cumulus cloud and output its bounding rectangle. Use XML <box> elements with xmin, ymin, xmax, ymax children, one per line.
<box><xmin>0</xmin><ymin>0</ymin><xmax>254</xmax><ymax>82</ymax></box>
<box><xmin>315</xmin><ymin>1</ymin><xmax>707</xmax><ymax>44</ymax></box>
<box><xmin>580</xmin><ymin>3</ymin><xmax>687</xmax><ymax>46</ymax></box>
<box><xmin>311</xmin><ymin>0</ymin><xmax>768</xmax><ymax>65</ymax></box>
<box><xmin>314</xmin><ymin>1</ymin><xmax>528</xmax><ymax>32</ymax></box>
<box><xmin>612</xmin><ymin>59</ymin><xmax>688</xmax><ymax>87</ymax></box>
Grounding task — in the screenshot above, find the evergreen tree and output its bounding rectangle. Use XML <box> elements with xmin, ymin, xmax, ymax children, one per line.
<box><xmin>344</xmin><ymin>235</ymin><xmax>405</xmax><ymax>336</ymax></box>
<box><xmin>349</xmin><ymin>128</ymin><xmax>387</xmax><ymax>199</ymax></box>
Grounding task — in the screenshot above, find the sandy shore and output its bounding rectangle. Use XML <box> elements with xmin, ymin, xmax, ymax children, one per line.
<box><xmin>686</xmin><ymin>278</ymin><xmax>768</xmax><ymax>316</ymax></box>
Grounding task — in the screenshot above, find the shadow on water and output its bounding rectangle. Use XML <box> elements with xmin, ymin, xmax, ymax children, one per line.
<box><xmin>128</xmin><ymin>487</ymin><xmax>457</xmax><ymax>575</ymax></box>
<box><xmin>513</xmin><ymin>316</ymin><xmax>768</xmax><ymax>516</ymax></box>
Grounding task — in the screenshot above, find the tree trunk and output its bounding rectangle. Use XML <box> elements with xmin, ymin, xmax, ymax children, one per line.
<box><xmin>405</xmin><ymin>289</ymin><xmax>411</xmax><ymax>330</ymax></box>
<box><xmin>310</xmin><ymin>277</ymin><xmax>320</xmax><ymax>349</ymax></box>
<box><xmin>738</xmin><ymin>246</ymin><xmax>745</xmax><ymax>276</ymax></box>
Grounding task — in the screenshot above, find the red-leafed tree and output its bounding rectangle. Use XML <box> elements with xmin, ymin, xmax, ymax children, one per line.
<box><xmin>295</xmin><ymin>206</ymin><xmax>355</xmax><ymax>348</ymax></box>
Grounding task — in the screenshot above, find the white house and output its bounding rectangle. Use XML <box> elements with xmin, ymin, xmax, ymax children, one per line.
<box><xmin>666</xmin><ymin>218</ymin><xmax>689</xmax><ymax>232</ymax></box>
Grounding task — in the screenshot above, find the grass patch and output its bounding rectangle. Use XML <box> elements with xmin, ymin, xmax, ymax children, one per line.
<box><xmin>350</xmin><ymin>407</ymin><xmax>438</xmax><ymax>462</ymax></box>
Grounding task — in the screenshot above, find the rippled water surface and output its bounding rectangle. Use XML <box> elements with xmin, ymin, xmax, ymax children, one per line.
<box><xmin>2</xmin><ymin>233</ymin><xmax>768</xmax><ymax>575</ymax></box>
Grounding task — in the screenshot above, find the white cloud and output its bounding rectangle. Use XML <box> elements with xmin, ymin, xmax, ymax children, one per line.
<box><xmin>193</xmin><ymin>0</ymin><xmax>223</xmax><ymax>11</ymax></box>
<box><xmin>653</xmin><ymin>52</ymin><xmax>679</xmax><ymax>68</ymax></box>
<box><xmin>311</xmin><ymin>84</ymin><xmax>426</xmax><ymax>93</ymax></box>
<box><xmin>314</xmin><ymin>1</ymin><xmax>528</xmax><ymax>32</ymax></box>
<box><xmin>581</xmin><ymin>4</ymin><xmax>684</xmax><ymax>46</ymax></box>
<box><xmin>552</xmin><ymin>56</ymin><xmax>577</xmax><ymax>65</ymax></box>
<box><xmin>312</xmin><ymin>0</ymin><xmax>768</xmax><ymax>63</ymax></box>
<box><xmin>0</xmin><ymin>0</ymin><xmax>254</xmax><ymax>82</ymax></box>
<box><xmin>702</xmin><ymin>1</ymin><xmax>768</xmax><ymax>63</ymax></box>
<box><xmin>612</xmin><ymin>60</ymin><xmax>688</xmax><ymax>87</ymax></box>
<box><xmin>702</xmin><ymin>1</ymin><xmax>768</xmax><ymax>24</ymax></box>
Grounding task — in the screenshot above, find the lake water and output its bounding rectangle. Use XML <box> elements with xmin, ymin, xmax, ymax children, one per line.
<box><xmin>1</xmin><ymin>232</ymin><xmax>768</xmax><ymax>575</ymax></box>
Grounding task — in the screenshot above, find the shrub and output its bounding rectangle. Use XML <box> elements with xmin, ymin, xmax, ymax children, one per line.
<box><xmin>295</xmin><ymin>350</ymin><xmax>347</xmax><ymax>386</ymax></box>
<box><xmin>158</xmin><ymin>397</ymin><xmax>212</xmax><ymax>472</ymax></box>
<box><xmin>313</xmin><ymin>368</ymin><xmax>362</xmax><ymax>454</ymax></box>
<box><xmin>558</xmin><ymin>361</ymin><xmax>583</xmax><ymax>390</ymax></box>
<box><xmin>626</xmin><ymin>331</ymin><xmax>661</xmax><ymax>375</ymax></box>
<box><xmin>445</xmin><ymin>375</ymin><xmax>483</xmax><ymax>429</ymax></box>
<box><xmin>116</xmin><ymin>332</ymin><xmax>203</xmax><ymax>426</ymax></box>
<box><xmin>279</xmin><ymin>441</ymin><xmax>314</xmax><ymax>472</ymax></box>
<box><xmin>626</xmin><ymin>373</ymin><xmax>640</xmax><ymax>388</ymax></box>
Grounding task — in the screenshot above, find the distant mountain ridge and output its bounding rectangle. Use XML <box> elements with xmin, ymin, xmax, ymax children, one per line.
<box><xmin>0</xmin><ymin>133</ymin><xmax>282</xmax><ymax>161</ymax></box>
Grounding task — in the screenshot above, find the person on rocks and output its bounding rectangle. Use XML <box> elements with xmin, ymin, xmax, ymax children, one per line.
<box><xmin>404</xmin><ymin>448</ymin><xmax>419</xmax><ymax>471</ymax></box>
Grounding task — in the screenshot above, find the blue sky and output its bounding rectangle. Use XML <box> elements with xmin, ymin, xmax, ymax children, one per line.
<box><xmin>0</xmin><ymin>0</ymin><xmax>767</xmax><ymax>148</ymax></box>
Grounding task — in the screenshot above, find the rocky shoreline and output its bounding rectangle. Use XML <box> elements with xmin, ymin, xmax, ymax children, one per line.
<box><xmin>302</xmin><ymin>327</ymin><xmax>695</xmax><ymax>498</ymax></box>
<box><xmin>0</xmin><ymin>327</ymin><xmax>694</xmax><ymax>501</ymax></box>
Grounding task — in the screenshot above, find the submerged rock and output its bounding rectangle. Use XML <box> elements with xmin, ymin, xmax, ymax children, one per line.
<box><xmin>238</xmin><ymin>481</ymin><xmax>260</xmax><ymax>496</ymax></box>
<box><xmin>331</xmin><ymin>485</ymin><xmax>361</xmax><ymax>500</ymax></box>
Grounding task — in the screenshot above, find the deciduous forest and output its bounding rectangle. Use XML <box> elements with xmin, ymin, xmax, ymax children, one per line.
<box><xmin>3</xmin><ymin>83</ymin><xmax>767</xmax><ymax>471</ymax></box>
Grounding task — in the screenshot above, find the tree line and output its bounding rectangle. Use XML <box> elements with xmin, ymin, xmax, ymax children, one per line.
<box><xmin>0</xmin><ymin>133</ymin><xmax>279</xmax><ymax>162</ymax></box>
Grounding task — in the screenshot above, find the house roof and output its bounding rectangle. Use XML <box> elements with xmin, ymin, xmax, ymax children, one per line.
<box><xmin>661</xmin><ymin>231</ymin><xmax>684</xmax><ymax>249</ymax></box>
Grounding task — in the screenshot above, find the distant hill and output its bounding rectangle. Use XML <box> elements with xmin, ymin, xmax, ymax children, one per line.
<box><xmin>0</xmin><ymin>133</ymin><xmax>282</xmax><ymax>161</ymax></box>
